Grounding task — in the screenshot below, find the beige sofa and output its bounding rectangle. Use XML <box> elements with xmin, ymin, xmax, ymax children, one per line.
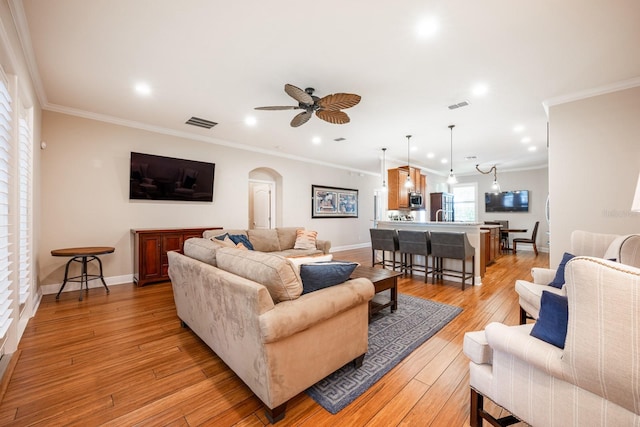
<box><xmin>202</xmin><ymin>227</ymin><xmax>331</xmax><ymax>257</ymax></box>
<box><xmin>167</xmin><ymin>245</ymin><xmax>374</xmax><ymax>423</ymax></box>
<box><xmin>464</xmin><ymin>257</ymin><xmax>640</xmax><ymax>426</ymax></box>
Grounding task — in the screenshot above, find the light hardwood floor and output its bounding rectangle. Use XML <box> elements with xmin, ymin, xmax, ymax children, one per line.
<box><xmin>0</xmin><ymin>247</ymin><xmax>547</xmax><ymax>426</ymax></box>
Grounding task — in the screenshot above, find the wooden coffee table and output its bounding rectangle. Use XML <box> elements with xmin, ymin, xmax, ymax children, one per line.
<box><xmin>350</xmin><ymin>265</ymin><xmax>402</xmax><ymax>321</ymax></box>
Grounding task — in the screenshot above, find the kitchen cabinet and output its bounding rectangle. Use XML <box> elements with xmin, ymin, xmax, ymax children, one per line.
<box><xmin>480</xmin><ymin>225</ymin><xmax>501</xmax><ymax>265</ymax></box>
<box><xmin>132</xmin><ymin>226</ymin><xmax>221</xmax><ymax>286</ymax></box>
<box><xmin>387</xmin><ymin>166</ymin><xmax>426</xmax><ymax>210</ymax></box>
<box><xmin>430</xmin><ymin>192</ymin><xmax>454</xmax><ymax>221</ymax></box>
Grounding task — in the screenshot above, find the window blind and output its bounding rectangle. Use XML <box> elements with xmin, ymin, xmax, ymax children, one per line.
<box><xmin>0</xmin><ymin>69</ymin><xmax>13</xmax><ymax>343</ymax></box>
<box><xmin>18</xmin><ymin>105</ymin><xmax>32</xmax><ymax>307</ymax></box>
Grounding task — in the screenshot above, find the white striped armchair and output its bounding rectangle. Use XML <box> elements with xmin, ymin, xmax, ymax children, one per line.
<box><xmin>464</xmin><ymin>257</ymin><xmax>640</xmax><ymax>426</ymax></box>
<box><xmin>515</xmin><ymin>230</ymin><xmax>640</xmax><ymax>324</ymax></box>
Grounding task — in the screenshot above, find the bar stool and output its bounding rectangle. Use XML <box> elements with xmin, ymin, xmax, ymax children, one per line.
<box><xmin>430</xmin><ymin>232</ymin><xmax>475</xmax><ymax>290</ymax></box>
<box><xmin>369</xmin><ymin>228</ymin><xmax>402</xmax><ymax>271</ymax></box>
<box><xmin>397</xmin><ymin>230</ymin><xmax>432</xmax><ymax>282</ymax></box>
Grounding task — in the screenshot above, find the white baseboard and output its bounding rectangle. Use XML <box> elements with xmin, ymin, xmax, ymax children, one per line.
<box><xmin>331</xmin><ymin>242</ymin><xmax>371</xmax><ymax>252</ymax></box>
<box><xmin>40</xmin><ymin>274</ymin><xmax>134</xmax><ymax>295</ymax></box>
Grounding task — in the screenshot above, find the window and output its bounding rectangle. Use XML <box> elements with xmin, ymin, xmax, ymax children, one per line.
<box><xmin>452</xmin><ymin>183</ymin><xmax>477</xmax><ymax>222</ymax></box>
<box><xmin>0</xmin><ymin>69</ymin><xmax>13</xmax><ymax>349</ymax></box>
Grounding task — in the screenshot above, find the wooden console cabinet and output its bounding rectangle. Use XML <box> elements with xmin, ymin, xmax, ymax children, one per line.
<box><xmin>132</xmin><ymin>226</ymin><xmax>221</xmax><ymax>286</ymax></box>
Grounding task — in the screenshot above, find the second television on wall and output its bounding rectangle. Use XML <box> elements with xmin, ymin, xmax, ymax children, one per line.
<box><xmin>485</xmin><ymin>190</ymin><xmax>529</xmax><ymax>212</ymax></box>
<box><xmin>129</xmin><ymin>152</ymin><xmax>215</xmax><ymax>202</ymax></box>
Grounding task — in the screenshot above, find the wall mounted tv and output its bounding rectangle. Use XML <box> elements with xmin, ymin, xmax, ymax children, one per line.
<box><xmin>485</xmin><ymin>190</ymin><xmax>529</xmax><ymax>212</ymax></box>
<box><xmin>129</xmin><ymin>152</ymin><xmax>215</xmax><ymax>202</ymax></box>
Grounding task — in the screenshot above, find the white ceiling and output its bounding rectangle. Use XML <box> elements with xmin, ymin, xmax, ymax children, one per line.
<box><xmin>13</xmin><ymin>0</ymin><xmax>640</xmax><ymax>176</ymax></box>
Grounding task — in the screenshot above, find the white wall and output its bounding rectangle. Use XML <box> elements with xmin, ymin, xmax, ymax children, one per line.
<box><xmin>39</xmin><ymin>111</ymin><xmax>380</xmax><ymax>286</ymax></box>
<box><xmin>455</xmin><ymin>168</ymin><xmax>549</xmax><ymax>251</ymax></box>
<box><xmin>549</xmin><ymin>85</ymin><xmax>640</xmax><ymax>265</ymax></box>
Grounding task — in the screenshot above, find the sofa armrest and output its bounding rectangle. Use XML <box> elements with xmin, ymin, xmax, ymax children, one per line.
<box><xmin>531</xmin><ymin>267</ymin><xmax>556</xmax><ymax>284</ymax></box>
<box><xmin>485</xmin><ymin>322</ymin><xmax>564</xmax><ymax>379</ymax></box>
<box><xmin>259</xmin><ymin>278</ymin><xmax>374</xmax><ymax>343</ymax></box>
<box><xmin>315</xmin><ymin>239</ymin><xmax>331</xmax><ymax>254</ymax></box>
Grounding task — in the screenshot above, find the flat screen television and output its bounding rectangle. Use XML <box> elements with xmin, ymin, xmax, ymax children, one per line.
<box><xmin>485</xmin><ymin>190</ymin><xmax>529</xmax><ymax>212</ymax></box>
<box><xmin>129</xmin><ymin>152</ymin><xmax>215</xmax><ymax>202</ymax></box>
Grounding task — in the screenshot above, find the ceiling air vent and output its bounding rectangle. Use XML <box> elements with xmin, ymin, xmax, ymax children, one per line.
<box><xmin>334</xmin><ymin>137</ymin><xmax>346</xmax><ymax>142</ymax></box>
<box><xmin>448</xmin><ymin>100</ymin><xmax>470</xmax><ymax>110</ymax></box>
<box><xmin>185</xmin><ymin>116</ymin><xmax>218</xmax><ymax>129</ymax></box>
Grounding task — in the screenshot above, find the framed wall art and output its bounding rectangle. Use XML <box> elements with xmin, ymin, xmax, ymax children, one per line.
<box><xmin>312</xmin><ymin>185</ymin><xmax>358</xmax><ymax>218</ymax></box>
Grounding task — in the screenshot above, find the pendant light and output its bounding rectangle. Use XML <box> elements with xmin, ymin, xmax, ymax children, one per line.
<box><xmin>405</xmin><ymin>135</ymin><xmax>413</xmax><ymax>188</ymax></box>
<box><xmin>380</xmin><ymin>147</ymin><xmax>388</xmax><ymax>192</ymax></box>
<box><xmin>447</xmin><ymin>125</ymin><xmax>457</xmax><ymax>184</ymax></box>
<box><xmin>475</xmin><ymin>164</ymin><xmax>501</xmax><ymax>193</ymax></box>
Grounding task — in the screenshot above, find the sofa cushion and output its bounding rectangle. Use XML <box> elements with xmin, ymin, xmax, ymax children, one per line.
<box><xmin>299</xmin><ymin>261</ymin><xmax>358</xmax><ymax>294</ymax></box>
<box><xmin>548</xmin><ymin>252</ymin><xmax>575</xmax><ymax>289</ymax></box>
<box><xmin>216</xmin><ymin>248</ymin><xmax>302</xmax><ymax>303</ymax></box>
<box><xmin>248</xmin><ymin>229</ymin><xmax>281</xmax><ymax>252</ymax></box>
<box><xmin>294</xmin><ymin>229</ymin><xmax>318</xmax><ymax>250</ymax></box>
<box><xmin>287</xmin><ymin>254</ymin><xmax>333</xmax><ymax>271</ymax></box>
<box><xmin>530</xmin><ymin>291</ymin><xmax>568</xmax><ymax>348</ymax></box>
<box><xmin>183</xmin><ymin>237</ymin><xmax>223</xmax><ymax>266</ymax></box>
<box><xmin>277</xmin><ymin>227</ymin><xmax>303</xmax><ymax>250</ymax></box>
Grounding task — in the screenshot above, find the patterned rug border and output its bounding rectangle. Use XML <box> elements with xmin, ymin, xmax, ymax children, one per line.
<box><xmin>306</xmin><ymin>293</ymin><xmax>462</xmax><ymax>414</ymax></box>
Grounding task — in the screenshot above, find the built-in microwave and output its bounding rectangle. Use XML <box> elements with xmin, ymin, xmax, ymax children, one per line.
<box><xmin>409</xmin><ymin>192</ymin><xmax>423</xmax><ymax>208</ymax></box>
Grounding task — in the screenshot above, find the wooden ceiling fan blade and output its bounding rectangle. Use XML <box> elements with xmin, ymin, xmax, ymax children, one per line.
<box><xmin>317</xmin><ymin>93</ymin><xmax>361</xmax><ymax>110</ymax></box>
<box><xmin>290</xmin><ymin>111</ymin><xmax>312</xmax><ymax>127</ymax></box>
<box><xmin>285</xmin><ymin>84</ymin><xmax>313</xmax><ymax>105</ymax></box>
<box><xmin>316</xmin><ymin>110</ymin><xmax>350</xmax><ymax>125</ymax></box>
<box><xmin>255</xmin><ymin>106</ymin><xmax>299</xmax><ymax>110</ymax></box>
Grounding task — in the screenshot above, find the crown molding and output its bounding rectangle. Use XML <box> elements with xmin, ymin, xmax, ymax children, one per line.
<box><xmin>43</xmin><ymin>103</ymin><xmax>379</xmax><ymax>177</ymax></box>
<box><xmin>542</xmin><ymin>76</ymin><xmax>640</xmax><ymax>116</ymax></box>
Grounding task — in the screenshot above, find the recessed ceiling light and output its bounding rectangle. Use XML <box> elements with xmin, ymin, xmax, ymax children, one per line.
<box><xmin>464</xmin><ymin>155</ymin><xmax>477</xmax><ymax>160</ymax></box>
<box><xmin>312</xmin><ymin>136</ymin><xmax>321</xmax><ymax>144</ymax></box>
<box><xmin>521</xmin><ymin>136</ymin><xmax>531</xmax><ymax>144</ymax></box>
<box><xmin>134</xmin><ymin>82</ymin><xmax>151</xmax><ymax>96</ymax></box>
<box><xmin>410</xmin><ymin>146</ymin><xmax>418</xmax><ymax>152</ymax></box>
<box><xmin>426</xmin><ymin>152</ymin><xmax>435</xmax><ymax>159</ymax></box>
<box><xmin>415</xmin><ymin>16</ymin><xmax>439</xmax><ymax>39</ymax></box>
<box><xmin>513</xmin><ymin>125</ymin><xmax>525</xmax><ymax>133</ymax></box>
<box><xmin>441</xmin><ymin>158</ymin><xmax>448</xmax><ymax>164</ymax></box>
<box><xmin>528</xmin><ymin>146</ymin><xmax>537</xmax><ymax>152</ymax></box>
<box><xmin>244</xmin><ymin>116</ymin><xmax>257</xmax><ymax>127</ymax></box>
<box><xmin>471</xmin><ymin>83</ymin><xmax>489</xmax><ymax>97</ymax></box>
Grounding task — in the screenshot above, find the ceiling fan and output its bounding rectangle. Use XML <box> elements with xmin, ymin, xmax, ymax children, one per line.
<box><xmin>255</xmin><ymin>84</ymin><xmax>361</xmax><ymax>127</ymax></box>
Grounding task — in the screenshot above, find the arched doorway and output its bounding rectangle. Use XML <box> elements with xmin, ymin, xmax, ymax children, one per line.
<box><xmin>248</xmin><ymin>168</ymin><xmax>282</xmax><ymax>229</ymax></box>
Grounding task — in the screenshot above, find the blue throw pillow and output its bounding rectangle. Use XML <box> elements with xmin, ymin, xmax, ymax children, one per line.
<box><xmin>548</xmin><ymin>252</ymin><xmax>575</xmax><ymax>289</ymax></box>
<box><xmin>299</xmin><ymin>261</ymin><xmax>358</xmax><ymax>294</ymax></box>
<box><xmin>228</xmin><ymin>234</ymin><xmax>254</xmax><ymax>250</ymax></box>
<box><xmin>530</xmin><ymin>291</ymin><xmax>568</xmax><ymax>349</ymax></box>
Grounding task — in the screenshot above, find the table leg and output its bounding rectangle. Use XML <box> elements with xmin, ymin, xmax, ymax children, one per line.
<box><xmin>55</xmin><ymin>258</ymin><xmax>73</xmax><ymax>300</ymax></box>
<box><xmin>94</xmin><ymin>255</ymin><xmax>110</xmax><ymax>294</ymax></box>
<box><xmin>79</xmin><ymin>256</ymin><xmax>88</xmax><ymax>301</ymax></box>
<box><xmin>390</xmin><ymin>278</ymin><xmax>398</xmax><ymax>312</ymax></box>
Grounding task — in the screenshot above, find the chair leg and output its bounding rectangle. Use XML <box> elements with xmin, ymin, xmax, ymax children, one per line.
<box><xmin>470</xmin><ymin>388</ymin><xmax>483</xmax><ymax>427</ymax></box>
<box><xmin>513</xmin><ymin>242</ymin><xmax>517</xmax><ymax>254</ymax></box>
<box><xmin>519</xmin><ymin>307</ymin><xmax>528</xmax><ymax>325</ymax></box>
<box><xmin>533</xmin><ymin>243</ymin><xmax>538</xmax><ymax>256</ymax></box>
<box><xmin>461</xmin><ymin>260</ymin><xmax>466</xmax><ymax>291</ymax></box>
<box><xmin>471</xmin><ymin>255</ymin><xmax>475</xmax><ymax>286</ymax></box>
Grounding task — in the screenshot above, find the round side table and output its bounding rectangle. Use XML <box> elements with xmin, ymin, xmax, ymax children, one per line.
<box><xmin>51</xmin><ymin>246</ymin><xmax>115</xmax><ymax>301</ymax></box>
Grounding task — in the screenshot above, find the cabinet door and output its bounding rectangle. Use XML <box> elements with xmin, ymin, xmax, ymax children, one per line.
<box><xmin>140</xmin><ymin>234</ymin><xmax>162</xmax><ymax>281</ymax></box>
<box><xmin>398</xmin><ymin>169</ymin><xmax>409</xmax><ymax>208</ymax></box>
<box><xmin>161</xmin><ymin>233</ymin><xmax>183</xmax><ymax>276</ymax></box>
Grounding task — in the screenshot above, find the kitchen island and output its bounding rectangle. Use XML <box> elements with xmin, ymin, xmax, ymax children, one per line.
<box><xmin>375</xmin><ymin>221</ymin><xmax>501</xmax><ymax>286</ymax></box>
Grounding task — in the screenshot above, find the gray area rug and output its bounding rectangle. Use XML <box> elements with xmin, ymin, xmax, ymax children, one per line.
<box><xmin>306</xmin><ymin>293</ymin><xmax>462</xmax><ymax>414</ymax></box>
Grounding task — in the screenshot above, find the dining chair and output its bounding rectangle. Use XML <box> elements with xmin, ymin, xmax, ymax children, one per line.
<box><xmin>513</xmin><ymin>221</ymin><xmax>539</xmax><ymax>256</ymax></box>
